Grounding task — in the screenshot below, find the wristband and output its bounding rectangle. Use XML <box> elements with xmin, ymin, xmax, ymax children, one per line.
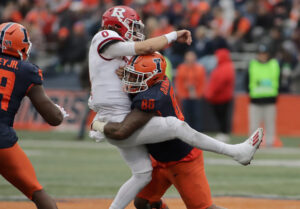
<box><xmin>92</xmin><ymin>120</ymin><xmax>107</xmax><ymax>133</ymax></box>
<box><xmin>165</xmin><ymin>31</ymin><xmax>177</xmax><ymax>44</ymax></box>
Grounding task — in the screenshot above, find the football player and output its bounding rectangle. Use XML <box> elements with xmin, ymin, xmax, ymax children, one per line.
<box><xmin>124</xmin><ymin>53</ymin><xmax>225</xmax><ymax>209</ymax></box>
<box><xmin>88</xmin><ymin>5</ymin><xmax>262</xmax><ymax>209</ymax></box>
<box><xmin>0</xmin><ymin>22</ymin><xmax>68</xmax><ymax>209</ymax></box>
<box><xmin>94</xmin><ymin>53</ymin><xmax>261</xmax><ymax>209</ymax></box>
<box><xmin>88</xmin><ymin>5</ymin><xmax>193</xmax><ymax>209</ymax></box>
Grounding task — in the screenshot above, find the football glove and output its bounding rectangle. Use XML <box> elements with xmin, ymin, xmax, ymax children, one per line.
<box><xmin>91</xmin><ymin>120</ymin><xmax>107</xmax><ymax>133</ymax></box>
<box><xmin>89</xmin><ymin>130</ymin><xmax>105</xmax><ymax>143</ymax></box>
<box><xmin>55</xmin><ymin>104</ymin><xmax>69</xmax><ymax>118</ymax></box>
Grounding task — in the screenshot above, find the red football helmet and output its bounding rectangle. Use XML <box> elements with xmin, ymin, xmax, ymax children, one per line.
<box><xmin>102</xmin><ymin>5</ymin><xmax>145</xmax><ymax>41</ymax></box>
<box><xmin>0</xmin><ymin>22</ymin><xmax>32</xmax><ymax>60</ymax></box>
<box><xmin>123</xmin><ymin>52</ymin><xmax>167</xmax><ymax>93</ymax></box>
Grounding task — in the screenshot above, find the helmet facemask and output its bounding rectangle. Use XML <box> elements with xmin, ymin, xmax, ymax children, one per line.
<box><xmin>122</xmin><ymin>65</ymin><xmax>153</xmax><ymax>93</ymax></box>
<box><xmin>17</xmin><ymin>40</ymin><xmax>32</xmax><ymax>61</ymax></box>
<box><xmin>123</xmin><ymin>18</ymin><xmax>145</xmax><ymax>41</ymax></box>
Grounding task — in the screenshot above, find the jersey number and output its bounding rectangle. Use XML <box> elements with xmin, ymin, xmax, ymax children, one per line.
<box><xmin>0</xmin><ymin>69</ymin><xmax>15</xmax><ymax>111</ymax></box>
<box><xmin>141</xmin><ymin>99</ymin><xmax>155</xmax><ymax>110</ymax></box>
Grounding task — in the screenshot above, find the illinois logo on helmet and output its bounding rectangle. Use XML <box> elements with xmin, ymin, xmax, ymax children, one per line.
<box><xmin>0</xmin><ymin>22</ymin><xmax>32</xmax><ymax>61</ymax></box>
<box><xmin>102</xmin><ymin>5</ymin><xmax>145</xmax><ymax>41</ymax></box>
<box><xmin>123</xmin><ymin>52</ymin><xmax>167</xmax><ymax>93</ymax></box>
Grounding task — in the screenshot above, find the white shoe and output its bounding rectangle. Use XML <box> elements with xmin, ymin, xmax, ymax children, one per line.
<box><xmin>233</xmin><ymin>128</ymin><xmax>264</xmax><ymax>165</ymax></box>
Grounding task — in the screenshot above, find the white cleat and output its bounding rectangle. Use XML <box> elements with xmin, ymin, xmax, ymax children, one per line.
<box><xmin>233</xmin><ymin>128</ymin><xmax>264</xmax><ymax>165</ymax></box>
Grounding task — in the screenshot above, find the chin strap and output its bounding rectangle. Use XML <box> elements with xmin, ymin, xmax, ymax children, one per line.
<box><xmin>17</xmin><ymin>50</ymin><xmax>23</xmax><ymax>60</ymax></box>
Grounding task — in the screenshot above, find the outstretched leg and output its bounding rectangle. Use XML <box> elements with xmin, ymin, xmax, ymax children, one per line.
<box><xmin>106</xmin><ymin>116</ymin><xmax>263</xmax><ymax>165</ymax></box>
<box><xmin>167</xmin><ymin>117</ymin><xmax>263</xmax><ymax>165</ymax></box>
<box><xmin>109</xmin><ymin>145</ymin><xmax>152</xmax><ymax>209</ymax></box>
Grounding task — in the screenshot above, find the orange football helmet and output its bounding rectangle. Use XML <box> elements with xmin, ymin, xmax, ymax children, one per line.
<box><xmin>102</xmin><ymin>6</ymin><xmax>144</xmax><ymax>41</ymax></box>
<box><xmin>0</xmin><ymin>22</ymin><xmax>32</xmax><ymax>60</ymax></box>
<box><xmin>123</xmin><ymin>52</ymin><xmax>167</xmax><ymax>93</ymax></box>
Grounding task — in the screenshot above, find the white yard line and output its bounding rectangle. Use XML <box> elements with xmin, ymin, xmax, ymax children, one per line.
<box><xmin>204</xmin><ymin>158</ymin><xmax>300</xmax><ymax>167</ymax></box>
<box><xmin>19</xmin><ymin>139</ymin><xmax>114</xmax><ymax>149</ymax></box>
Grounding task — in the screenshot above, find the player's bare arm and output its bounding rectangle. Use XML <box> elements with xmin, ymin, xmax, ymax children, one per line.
<box><xmin>100</xmin><ymin>30</ymin><xmax>192</xmax><ymax>59</ymax></box>
<box><xmin>93</xmin><ymin>109</ymin><xmax>156</xmax><ymax>140</ymax></box>
<box><xmin>134</xmin><ymin>30</ymin><xmax>192</xmax><ymax>55</ymax></box>
<box><xmin>27</xmin><ymin>85</ymin><xmax>63</xmax><ymax>126</ymax></box>
<box><xmin>176</xmin><ymin>30</ymin><xmax>192</xmax><ymax>45</ymax></box>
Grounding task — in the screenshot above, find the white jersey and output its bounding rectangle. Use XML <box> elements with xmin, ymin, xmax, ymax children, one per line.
<box><xmin>89</xmin><ymin>30</ymin><xmax>131</xmax><ymax>117</ymax></box>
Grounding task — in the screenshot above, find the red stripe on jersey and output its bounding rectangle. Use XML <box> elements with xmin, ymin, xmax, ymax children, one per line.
<box><xmin>97</xmin><ymin>37</ymin><xmax>124</xmax><ymax>61</ymax></box>
<box><xmin>38</xmin><ymin>69</ymin><xmax>43</xmax><ymax>80</ymax></box>
<box><xmin>25</xmin><ymin>83</ymin><xmax>34</xmax><ymax>95</ymax></box>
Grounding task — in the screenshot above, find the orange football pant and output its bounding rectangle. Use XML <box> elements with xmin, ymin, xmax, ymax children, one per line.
<box><xmin>0</xmin><ymin>143</ymin><xmax>43</xmax><ymax>200</ymax></box>
<box><xmin>137</xmin><ymin>154</ymin><xmax>213</xmax><ymax>209</ymax></box>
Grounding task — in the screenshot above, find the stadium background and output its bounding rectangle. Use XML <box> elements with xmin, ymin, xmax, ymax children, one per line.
<box><xmin>1</xmin><ymin>0</ymin><xmax>300</xmax><ymax>208</ymax></box>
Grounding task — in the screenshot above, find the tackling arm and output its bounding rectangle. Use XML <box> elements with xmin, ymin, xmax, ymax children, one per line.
<box><xmin>27</xmin><ymin>85</ymin><xmax>63</xmax><ymax>126</ymax></box>
<box><xmin>92</xmin><ymin>109</ymin><xmax>156</xmax><ymax>140</ymax></box>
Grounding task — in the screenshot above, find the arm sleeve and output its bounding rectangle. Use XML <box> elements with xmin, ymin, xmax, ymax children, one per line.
<box><xmin>31</xmin><ymin>67</ymin><xmax>43</xmax><ymax>85</ymax></box>
<box><xmin>102</xmin><ymin>41</ymin><xmax>136</xmax><ymax>58</ymax></box>
<box><xmin>21</xmin><ymin>62</ymin><xmax>43</xmax><ymax>85</ymax></box>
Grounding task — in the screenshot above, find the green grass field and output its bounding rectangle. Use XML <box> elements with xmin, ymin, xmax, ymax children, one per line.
<box><xmin>1</xmin><ymin>131</ymin><xmax>300</xmax><ymax>200</ymax></box>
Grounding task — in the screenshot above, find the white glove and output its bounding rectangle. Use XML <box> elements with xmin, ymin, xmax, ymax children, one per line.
<box><xmin>91</xmin><ymin>120</ymin><xmax>107</xmax><ymax>133</ymax></box>
<box><xmin>55</xmin><ymin>104</ymin><xmax>69</xmax><ymax>118</ymax></box>
<box><xmin>89</xmin><ymin>130</ymin><xmax>106</xmax><ymax>143</ymax></box>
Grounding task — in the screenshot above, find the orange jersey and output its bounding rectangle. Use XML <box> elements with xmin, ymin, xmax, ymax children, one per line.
<box><xmin>175</xmin><ymin>63</ymin><xmax>206</xmax><ymax>99</ymax></box>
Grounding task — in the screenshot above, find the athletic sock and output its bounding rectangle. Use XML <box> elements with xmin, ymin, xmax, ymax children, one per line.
<box><xmin>173</xmin><ymin>120</ymin><xmax>240</xmax><ymax>158</ymax></box>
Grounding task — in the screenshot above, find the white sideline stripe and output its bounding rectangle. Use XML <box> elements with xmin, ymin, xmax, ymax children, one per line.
<box><xmin>23</xmin><ymin>148</ymin><xmax>300</xmax><ymax>168</ymax></box>
<box><xmin>19</xmin><ymin>139</ymin><xmax>115</xmax><ymax>150</ymax></box>
<box><xmin>1</xmin><ymin>194</ymin><xmax>300</xmax><ymax>201</ymax></box>
<box><xmin>204</xmin><ymin>158</ymin><xmax>300</xmax><ymax>167</ymax></box>
<box><xmin>19</xmin><ymin>140</ymin><xmax>300</xmax><ymax>153</ymax></box>
<box><xmin>258</xmin><ymin>148</ymin><xmax>300</xmax><ymax>154</ymax></box>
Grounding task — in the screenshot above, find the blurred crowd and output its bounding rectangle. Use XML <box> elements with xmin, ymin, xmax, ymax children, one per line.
<box><xmin>1</xmin><ymin>0</ymin><xmax>300</xmax><ymax>93</ymax></box>
<box><xmin>2</xmin><ymin>0</ymin><xmax>299</xmax><ymax>140</ymax></box>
